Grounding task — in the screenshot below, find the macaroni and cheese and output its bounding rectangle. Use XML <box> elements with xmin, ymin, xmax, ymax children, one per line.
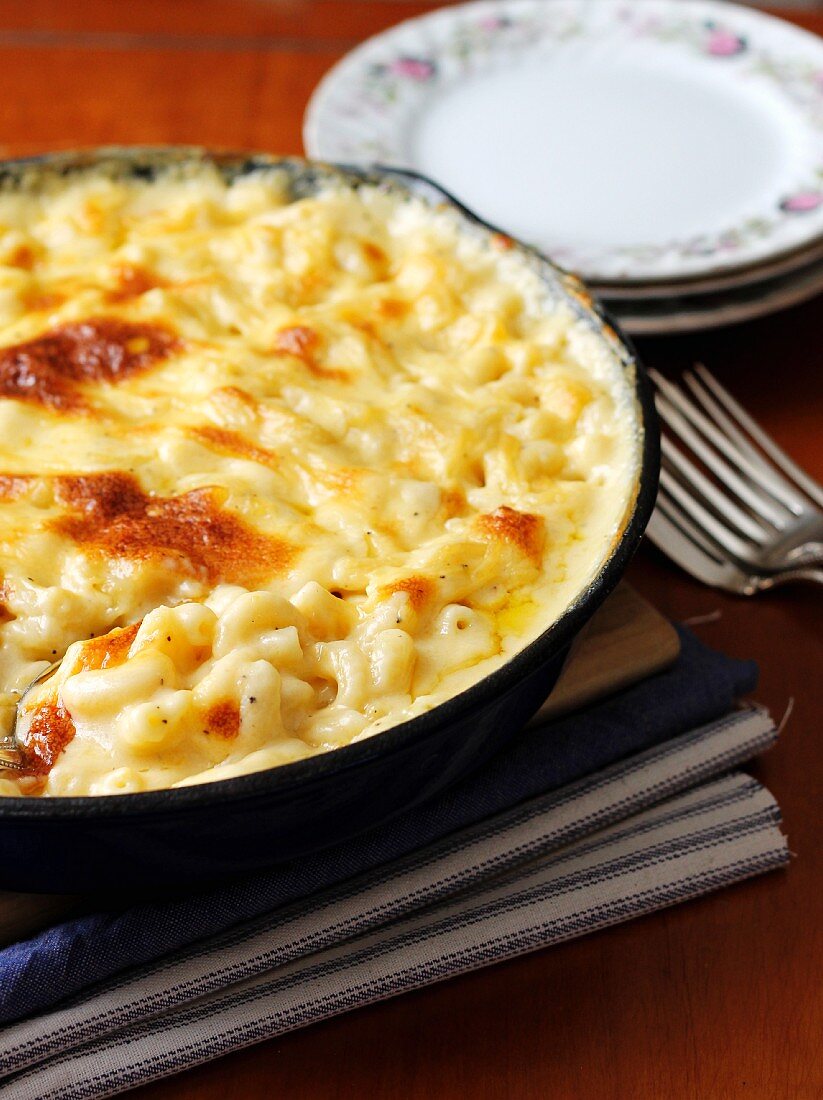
<box><xmin>0</xmin><ymin>157</ymin><xmax>639</xmax><ymax>796</ymax></box>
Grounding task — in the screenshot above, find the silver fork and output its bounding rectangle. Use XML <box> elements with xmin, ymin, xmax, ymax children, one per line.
<box><xmin>647</xmin><ymin>364</ymin><xmax>823</xmax><ymax>594</ymax></box>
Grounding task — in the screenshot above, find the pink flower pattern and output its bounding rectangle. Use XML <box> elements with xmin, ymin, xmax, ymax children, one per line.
<box><xmin>478</xmin><ymin>16</ymin><xmax>511</xmax><ymax>32</ymax></box>
<box><xmin>780</xmin><ymin>192</ymin><xmax>823</xmax><ymax>214</ymax></box>
<box><xmin>705</xmin><ymin>27</ymin><xmax>747</xmax><ymax>58</ymax></box>
<box><xmin>388</xmin><ymin>57</ymin><xmax>436</xmax><ymax>82</ymax></box>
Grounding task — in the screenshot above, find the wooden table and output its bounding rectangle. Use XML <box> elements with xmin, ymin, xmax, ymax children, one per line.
<box><xmin>1</xmin><ymin>2</ymin><xmax>821</xmax><ymax>1096</ymax></box>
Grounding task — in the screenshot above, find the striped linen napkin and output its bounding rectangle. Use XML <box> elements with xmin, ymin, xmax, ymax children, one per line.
<box><xmin>0</xmin><ymin>626</ymin><xmax>759</xmax><ymax>1024</ymax></box>
<box><xmin>0</xmin><ymin>703</ymin><xmax>786</xmax><ymax>1099</ymax></box>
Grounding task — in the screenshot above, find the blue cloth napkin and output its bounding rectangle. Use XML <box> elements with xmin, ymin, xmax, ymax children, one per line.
<box><xmin>0</xmin><ymin>626</ymin><xmax>756</xmax><ymax>1026</ymax></box>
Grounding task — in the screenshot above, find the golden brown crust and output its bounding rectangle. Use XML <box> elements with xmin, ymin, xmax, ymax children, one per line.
<box><xmin>73</xmin><ymin>622</ymin><xmax>141</xmax><ymax>673</ymax></box>
<box><xmin>0</xmin><ymin>318</ymin><xmax>180</xmax><ymax>412</ymax></box>
<box><xmin>477</xmin><ymin>506</ymin><xmax>545</xmax><ymax>565</ymax></box>
<box><xmin>274</xmin><ymin>325</ymin><xmax>349</xmax><ymax>382</ymax></box>
<box><xmin>203</xmin><ymin>699</ymin><xmax>241</xmax><ymax>740</ymax></box>
<box><xmin>189</xmin><ymin>425</ymin><xmax>279</xmax><ymax>470</ymax></box>
<box><xmin>211</xmin><ymin>385</ymin><xmax>260</xmax><ymax>411</ymax></box>
<box><xmin>6</xmin><ymin>244</ymin><xmax>37</xmax><ymax>270</ymax></box>
<box><xmin>440</xmin><ymin>486</ymin><xmax>468</xmax><ymax>518</ymax></box>
<box><xmin>105</xmin><ymin>264</ymin><xmax>167</xmax><ymax>303</ymax></box>
<box><xmin>0</xmin><ymin>474</ymin><xmax>32</xmax><ymax>501</ymax></box>
<box><xmin>382</xmin><ymin>575</ymin><xmax>434</xmax><ymax>612</ymax></box>
<box><xmin>361</xmin><ymin>240</ymin><xmax>388</xmax><ymax>269</ymax></box>
<box><xmin>18</xmin><ymin>701</ymin><xmax>76</xmax><ymax>776</ymax></box>
<box><xmin>20</xmin><ymin>289</ymin><xmax>66</xmax><ymax>314</ymax></box>
<box><xmin>377</xmin><ymin>297</ymin><xmax>410</xmax><ymax>320</ymax></box>
<box><xmin>0</xmin><ymin>578</ymin><xmax>11</xmax><ymax>625</ymax></box>
<box><xmin>51</xmin><ymin>472</ymin><xmax>295</xmax><ymax>585</ymax></box>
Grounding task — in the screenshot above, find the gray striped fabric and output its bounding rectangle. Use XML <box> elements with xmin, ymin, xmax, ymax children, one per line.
<box><xmin>0</xmin><ymin>705</ymin><xmax>787</xmax><ymax>1100</ymax></box>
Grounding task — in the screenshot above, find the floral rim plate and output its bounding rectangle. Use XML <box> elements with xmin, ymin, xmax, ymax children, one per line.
<box><xmin>593</xmin><ymin>233</ymin><xmax>823</xmax><ymax>299</ymax></box>
<box><xmin>603</xmin><ymin>247</ymin><xmax>823</xmax><ymax>334</ymax></box>
<box><xmin>304</xmin><ymin>0</ymin><xmax>823</xmax><ymax>282</ymax></box>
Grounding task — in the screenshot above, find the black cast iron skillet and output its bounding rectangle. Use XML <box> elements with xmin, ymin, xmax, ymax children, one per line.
<box><xmin>0</xmin><ymin>148</ymin><xmax>659</xmax><ymax>893</ymax></box>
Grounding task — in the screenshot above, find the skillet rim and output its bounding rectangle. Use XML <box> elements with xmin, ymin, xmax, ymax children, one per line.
<box><xmin>0</xmin><ymin>146</ymin><xmax>660</xmax><ymax>820</ymax></box>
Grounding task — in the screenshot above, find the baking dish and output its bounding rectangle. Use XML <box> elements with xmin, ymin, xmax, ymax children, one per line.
<box><xmin>0</xmin><ymin>149</ymin><xmax>659</xmax><ymax>892</ymax></box>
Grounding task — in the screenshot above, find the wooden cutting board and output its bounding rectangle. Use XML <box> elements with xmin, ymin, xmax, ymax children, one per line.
<box><xmin>0</xmin><ymin>583</ymin><xmax>679</xmax><ymax>949</ymax></box>
<box><xmin>531</xmin><ymin>583</ymin><xmax>680</xmax><ymax>723</ymax></box>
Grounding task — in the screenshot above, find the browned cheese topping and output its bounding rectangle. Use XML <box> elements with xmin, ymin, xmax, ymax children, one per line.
<box><xmin>0</xmin><ymin>318</ymin><xmax>179</xmax><ymax>411</ymax></box>
<box><xmin>18</xmin><ymin>702</ymin><xmax>77</xmax><ymax>776</ymax></box>
<box><xmin>477</xmin><ymin>506</ymin><xmax>546</xmax><ymax>565</ymax></box>
<box><xmin>50</xmin><ymin>472</ymin><xmax>295</xmax><ymax>585</ymax></box>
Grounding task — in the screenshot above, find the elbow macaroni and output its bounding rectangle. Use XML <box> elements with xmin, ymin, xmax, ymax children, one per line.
<box><xmin>0</xmin><ymin>160</ymin><xmax>639</xmax><ymax>796</ymax></box>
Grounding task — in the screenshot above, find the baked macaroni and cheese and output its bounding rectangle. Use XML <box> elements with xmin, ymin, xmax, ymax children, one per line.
<box><xmin>0</xmin><ymin>157</ymin><xmax>639</xmax><ymax>797</ymax></box>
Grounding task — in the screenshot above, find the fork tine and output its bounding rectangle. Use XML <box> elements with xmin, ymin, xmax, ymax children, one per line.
<box><xmin>655</xmin><ymin>486</ymin><xmax>726</xmax><ymax>561</ymax></box>
<box><xmin>683</xmin><ymin>367</ymin><xmax>803</xmax><ymax>515</ymax></box>
<box><xmin>692</xmin><ymin>364</ymin><xmax>823</xmax><ymax>511</ymax></box>
<box><xmin>685</xmin><ymin>367</ymin><xmax>774</xmax><ymax>465</ymax></box>
<box><xmin>658</xmin><ymin>468</ymin><xmax>760</xmax><ymax>562</ymax></box>
<box><xmin>661</xmin><ymin>434</ymin><xmax>768</xmax><ymax>544</ymax></box>
<box><xmin>651</xmin><ymin>371</ymin><xmax>796</xmax><ymax>521</ymax></box>
<box><xmin>647</xmin><ymin>502</ymin><xmax>740</xmax><ymax>591</ymax></box>
<box><xmin>653</xmin><ymin>386</ymin><xmax>790</xmax><ymax>529</ymax></box>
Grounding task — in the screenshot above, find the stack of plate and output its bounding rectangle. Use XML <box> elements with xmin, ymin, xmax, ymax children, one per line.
<box><xmin>305</xmin><ymin>0</ymin><xmax>823</xmax><ymax>335</ymax></box>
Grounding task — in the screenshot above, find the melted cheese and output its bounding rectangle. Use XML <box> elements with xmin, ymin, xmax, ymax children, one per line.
<box><xmin>0</xmin><ymin>161</ymin><xmax>639</xmax><ymax>796</ymax></box>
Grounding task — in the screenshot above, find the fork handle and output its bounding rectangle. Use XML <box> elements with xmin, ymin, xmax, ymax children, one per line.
<box><xmin>757</xmin><ymin>567</ymin><xmax>823</xmax><ymax>590</ymax></box>
<box><xmin>784</xmin><ymin>542</ymin><xmax>823</xmax><ymax>569</ymax></box>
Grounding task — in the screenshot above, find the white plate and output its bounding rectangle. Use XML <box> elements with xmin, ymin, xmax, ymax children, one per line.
<box><xmin>603</xmin><ymin>248</ymin><xmax>823</xmax><ymax>334</ymax></box>
<box><xmin>305</xmin><ymin>0</ymin><xmax>823</xmax><ymax>283</ymax></box>
<box><xmin>593</xmin><ymin>234</ymin><xmax>823</xmax><ymax>298</ymax></box>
